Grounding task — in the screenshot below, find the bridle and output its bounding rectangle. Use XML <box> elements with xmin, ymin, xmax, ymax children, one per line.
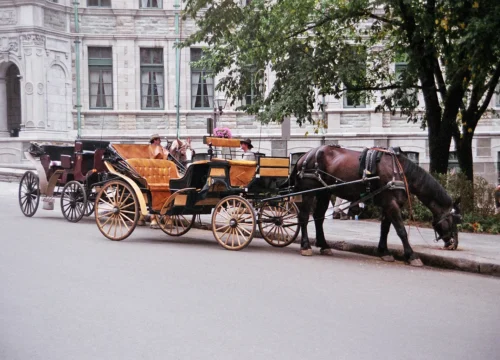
<box><xmin>432</xmin><ymin>208</ymin><xmax>461</xmax><ymax>243</ymax></box>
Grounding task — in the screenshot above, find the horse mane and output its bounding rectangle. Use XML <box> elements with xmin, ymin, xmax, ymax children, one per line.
<box><xmin>398</xmin><ymin>154</ymin><xmax>452</xmax><ymax>208</ymax></box>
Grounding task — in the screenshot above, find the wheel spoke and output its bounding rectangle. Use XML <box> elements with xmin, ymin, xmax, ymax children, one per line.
<box><xmin>215</xmin><ymin>223</ymin><xmax>230</xmax><ymax>232</ymax></box>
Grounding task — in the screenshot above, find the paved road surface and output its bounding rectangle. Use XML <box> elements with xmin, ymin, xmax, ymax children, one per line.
<box><xmin>1</xmin><ymin>182</ymin><xmax>499</xmax><ymax>360</ymax></box>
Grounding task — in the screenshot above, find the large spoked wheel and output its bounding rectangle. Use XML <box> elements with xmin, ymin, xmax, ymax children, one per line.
<box><xmin>18</xmin><ymin>171</ymin><xmax>40</xmax><ymax>217</ymax></box>
<box><xmin>158</xmin><ymin>189</ymin><xmax>196</xmax><ymax>236</ymax></box>
<box><xmin>212</xmin><ymin>195</ymin><xmax>256</xmax><ymax>251</ymax></box>
<box><xmin>60</xmin><ymin>181</ymin><xmax>87</xmax><ymax>223</ymax></box>
<box><xmin>258</xmin><ymin>201</ymin><xmax>300</xmax><ymax>247</ymax></box>
<box><xmin>95</xmin><ymin>180</ymin><xmax>139</xmax><ymax>241</ymax></box>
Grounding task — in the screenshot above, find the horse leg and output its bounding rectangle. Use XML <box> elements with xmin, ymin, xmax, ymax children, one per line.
<box><xmin>378</xmin><ymin>215</ymin><xmax>395</xmax><ymax>262</ymax></box>
<box><xmin>387</xmin><ymin>204</ymin><xmax>423</xmax><ymax>267</ymax></box>
<box><xmin>298</xmin><ymin>195</ymin><xmax>314</xmax><ymax>256</ymax></box>
<box><xmin>313</xmin><ymin>193</ymin><xmax>333</xmax><ymax>255</ymax></box>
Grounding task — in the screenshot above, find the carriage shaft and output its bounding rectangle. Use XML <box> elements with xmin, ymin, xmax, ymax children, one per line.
<box><xmin>259</xmin><ymin>176</ymin><xmax>380</xmax><ymax>203</ymax></box>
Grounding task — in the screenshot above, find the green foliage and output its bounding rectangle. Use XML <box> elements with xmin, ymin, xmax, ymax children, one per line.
<box><xmin>404</xmin><ymin>173</ymin><xmax>498</xmax><ymax>234</ymax></box>
<box><xmin>181</xmin><ymin>0</ymin><xmax>500</xmax><ymax>177</ymax></box>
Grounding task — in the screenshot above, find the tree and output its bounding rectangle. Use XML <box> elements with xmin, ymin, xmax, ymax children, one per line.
<box><xmin>182</xmin><ymin>0</ymin><xmax>500</xmax><ymax>180</ymax></box>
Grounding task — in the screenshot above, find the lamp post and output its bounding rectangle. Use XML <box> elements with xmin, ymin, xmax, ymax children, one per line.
<box><xmin>212</xmin><ymin>97</ymin><xmax>227</xmax><ymax>132</ymax></box>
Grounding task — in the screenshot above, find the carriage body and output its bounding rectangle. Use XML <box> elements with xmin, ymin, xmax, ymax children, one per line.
<box><xmin>18</xmin><ymin>140</ymin><xmax>110</xmax><ymax>221</ymax></box>
<box><xmin>95</xmin><ymin>140</ymin><xmax>300</xmax><ymax>250</ymax></box>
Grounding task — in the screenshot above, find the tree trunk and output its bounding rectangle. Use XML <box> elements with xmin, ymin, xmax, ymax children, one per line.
<box><xmin>457</xmin><ymin>133</ymin><xmax>474</xmax><ymax>182</ymax></box>
<box><xmin>428</xmin><ymin>133</ymin><xmax>451</xmax><ymax>175</ymax></box>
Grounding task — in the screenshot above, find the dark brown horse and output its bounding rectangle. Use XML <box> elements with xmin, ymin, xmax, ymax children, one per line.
<box><xmin>292</xmin><ymin>145</ymin><xmax>462</xmax><ymax>266</ymax></box>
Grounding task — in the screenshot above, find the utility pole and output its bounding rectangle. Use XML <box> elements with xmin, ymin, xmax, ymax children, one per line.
<box><xmin>174</xmin><ymin>0</ymin><xmax>181</xmax><ymax>139</ymax></box>
<box><xmin>73</xmin><ymin>1</ymin><xmax>82</xmax><ymax>138</ymax></box>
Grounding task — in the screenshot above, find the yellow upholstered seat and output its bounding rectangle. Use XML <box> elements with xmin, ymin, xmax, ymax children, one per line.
<box><xmin>126</xmin><ymin>158</ymin><xmax>181</xmax><ymax>210</ymax></box>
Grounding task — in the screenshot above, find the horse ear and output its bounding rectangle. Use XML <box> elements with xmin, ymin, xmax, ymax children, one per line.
<box><xmin>453</xmin><ymin>197</ymin><xmax>461</xmax><ymax>207</ymax></box>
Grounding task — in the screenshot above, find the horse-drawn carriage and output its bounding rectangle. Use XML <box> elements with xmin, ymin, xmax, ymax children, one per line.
<box><xmin>94</xmin><ymin>137</ymin><xmax>301</xmax><ymax>250</ymax></box>
<box><xmin>18</xmin><ymin>134</ymin><xmax>463</xmax><ymax>265</ymax></box>
<box><xmin>18</xmin><ymin>140</ymin><xmax>109</xmax><ymax>222</ymax></box>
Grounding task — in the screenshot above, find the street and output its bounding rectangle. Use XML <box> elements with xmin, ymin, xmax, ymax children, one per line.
<box><xmin>1</xmin><ymin>181</ymin><xmax>499</xmax><ymax>360</ymax></box>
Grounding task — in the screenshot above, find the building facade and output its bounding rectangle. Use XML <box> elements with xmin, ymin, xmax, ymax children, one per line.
<box><xmin>0</xmin><ymin>0</ymin><xmax>499</xmax><ymax>184</ymax></box>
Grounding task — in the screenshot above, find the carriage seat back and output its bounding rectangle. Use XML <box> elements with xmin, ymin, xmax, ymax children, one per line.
<box><xmin>126</xmin><ymin>158</ymin><xmax>181</xmax><ymax>191</ymax></box>
<box><xmin>112</xmin><ymin>144</ymin><xmax>151</xmax><ymax>160</ymax></box>
<box><xmin>227</xmin><ymin>160</ymin><xmax>257</xmax><ymax>187</ymax></box>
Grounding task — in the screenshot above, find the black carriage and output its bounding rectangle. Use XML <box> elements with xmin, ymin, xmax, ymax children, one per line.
<box><xmin>18</xmin><ymin>140</ymin><xmax>109</xmax><ymax>222</ymax></box>
<box><xmin>94</xmin><ymin>138</ymin><xmax>300</xmax><ymax>250</ymax></box>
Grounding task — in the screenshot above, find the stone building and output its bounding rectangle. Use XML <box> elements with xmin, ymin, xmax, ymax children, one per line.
<box><xmin>0</xmin><ymin>0</ymin><xmax>499</xmax><ymax>184</ymax></box>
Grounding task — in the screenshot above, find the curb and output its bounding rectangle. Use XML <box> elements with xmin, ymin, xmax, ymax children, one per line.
<box><xmin>193</xmin><ymin>222</ymin><xmax>500</xmax><ymax>278</ymax></box>
<box><xmin>0</xmin><ymin>169</ymin><xmax>25</xmax><ymax>182</ymax></box>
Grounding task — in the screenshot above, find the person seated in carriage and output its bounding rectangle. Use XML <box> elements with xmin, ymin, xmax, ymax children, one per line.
<box><xmin>240</xmin><ymin>138</ymin><xmax>255</xmax><ymax>161</ymax></box>
<box><xmin>149</xmin><ymin>133</ymin><xmax>170</xmax><ymax>160</ymax></box>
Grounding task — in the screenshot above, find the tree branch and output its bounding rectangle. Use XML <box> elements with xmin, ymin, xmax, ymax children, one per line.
<box><xmin>433</xmin><ymin>57</ymin><xmax>447</xmax><ymax>100</ymax></box>
<box><xmin>477</xmin><ymin>63</ymin><xmax>500</xmax><ymax>116</ymax></box>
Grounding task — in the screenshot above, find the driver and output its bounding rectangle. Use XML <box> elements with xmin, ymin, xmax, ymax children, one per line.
<box><xmin>148</xmin><ymin>133</ymin><xmax>169</xmax><ymax>160</ymax></box>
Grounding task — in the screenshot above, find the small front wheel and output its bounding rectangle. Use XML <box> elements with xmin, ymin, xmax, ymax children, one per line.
<box><xmin>212</xmin><ymin>195</ymin><xmax>255</xmax><ymax>250</ymax></box>
<box><xmin>95</xmin><ymin>180</ymin><xmax>139</xmax><ymax>241</ymax></box>
<box><xmin>61</xmin><ymin>181</ymin><xmax>87</xmax><ymax>223</ymax></box>
<box><xmin>18</xmin><ymin>171</ymin><xmax>40</xmax><ymax>217</ymax></box>
<box><xmin>158</xmin><ymin>189</ymin><xmax>196</xmax><ymax>236</ymax></box>
<box><xmin>258</xmin><ymin>201</ymin><xmax>299</xmax><ymax>247</ymax></box>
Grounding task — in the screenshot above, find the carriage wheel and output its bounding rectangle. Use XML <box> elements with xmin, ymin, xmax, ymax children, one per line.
<box><xmin>60</xmin><ymin>181</ymin><xmax>87</xmax><ymax>223</ymax></box>
<box><xmin>95</xmin><ymin>180</ymin><xmax>139</xmax><ymax>241</ymax></box>
<box><xmin>84</xmin><ymin>198</ymin><xmax>95</xmax><ymax>217</ymax></box>
<box><xmin>158</xmin><ymin>189</ymin><xmax>196</xmax><ymax>236</ymax></box>
<box><xmin>212</xmin><ymin>195</ymin><xmax>255</xmax><ymax>251</ymax></box>
<box><xmin>258</xmin><ymin>201</ymin><xmax>300</xmax><ymax>247</ymax></box>
<box><xmin>18</xmin><ymin>171</ymin><xmax>40</xmax><ymax>217</ymax></box>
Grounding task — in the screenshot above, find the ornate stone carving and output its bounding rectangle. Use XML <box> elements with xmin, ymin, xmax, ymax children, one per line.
<box><xmin>36</xmin><ymin>48</ymin><xmax>43</xmax><ymax>57</ymax></box>
<box><xmin>25</xmin><ymin>82</ymin><xmax>34</xmax><ymax>95</ymax></box>
<box><xmin>37</xmin><ymin>83</ymin><xmax>44</xmax><ymax>95</ymax></box>
<box><xmin>44</xmin><ymin>9</ymin><xmax>66</xmax><ymax>31</ymax></box>
<box><xmin>0</xmin><ymin>37</ymin><xmax>18</xmax><ymax>52</ymax></box>
<box><xmin>21</xmin><ymin>34</ymin><xmax>46</xmax><ymax>47</ymax></box>
<box><xmin>0</xmin><ymin>9</ymin><xmax>17</xmax><ymax>26</ymax></box>
<box><xmin>24</xmin><ymin>48</ymin><xmax>32</xmax><ymax>56</ymax></box>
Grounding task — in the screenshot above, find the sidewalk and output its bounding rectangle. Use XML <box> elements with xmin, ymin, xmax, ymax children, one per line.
<box><xmin>2</xmin><ymin>165</ymin><xmax>499</xmax><ymax>277</ymax></box>
<box><xmin>193</xmin><ymin>213</ymin><xmax>500</xmax><ymax>277</ymax></box>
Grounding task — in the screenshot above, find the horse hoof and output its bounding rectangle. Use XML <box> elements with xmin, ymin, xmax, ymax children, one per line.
<box><xmin>444</xmin><ymin>242</ymin><xmax>458</xmax><ymax>250</ymax></box>
<box><xmin>320</xmin><ymin>248</ymin><xmax>333</xmax><ymax>256</ymax></box>
<box><xmin>300</xmin><ymin>249</ymin><xmax>313</xmax><ymax>256</ymax></box>
<box><xmin>381</xmin><ymin>254</ymin><xmax>395</xmax><ymax>262</ymax></box>
<box><xmin>409</xmin><ymin>258</ymin><xmax>424</xmax><ymax>267</ymax></box>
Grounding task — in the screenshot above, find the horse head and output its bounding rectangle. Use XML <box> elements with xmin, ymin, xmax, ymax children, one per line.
<box><xmin>432</xmin><ymin>197</ymin><xmax>462</xmax><ymax>250</ymax></box>
<box><xmin>171</xmin><ymin>139</ymin><xmax>195</xmax><ymax>165</ymax></box>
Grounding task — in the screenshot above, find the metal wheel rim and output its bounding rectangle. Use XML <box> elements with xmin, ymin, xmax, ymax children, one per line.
<box><xmin>95</xmin><ymin>180</ymin><xmax>139</xmax><ymax>241</ymax></box>
<box><xmin>158</xmin><ymin>189</ymin><xmax>195</xmax><ymax>236</ymax></box>
<box><xmin>258</xmin><ymin>201</ymin><xmax>300</xmax><ymax>247</ymax></box>
<box><xmin>212</xmin><ymin>196</ymin><xmax>255</xmax><ymax>250</ymax></box>
<box><xmin>61</xmin><ymin>181</ymin><xmax>87</xmax><ymax>223</ymax></box>
<box><xmin>18</xmin><ymin>171</ymin><xmax>40</xmax><ymax>217</ymax></box>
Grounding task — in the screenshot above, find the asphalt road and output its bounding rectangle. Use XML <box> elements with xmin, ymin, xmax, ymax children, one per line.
<box><xmin>1</xmin><ymin>181</ymin><xmax>499</xmax><ymax>360</ymax></box>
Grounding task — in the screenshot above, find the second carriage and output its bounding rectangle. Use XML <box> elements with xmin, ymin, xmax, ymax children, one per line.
<box><xmin>18</xmin><ymin>140</ymin><xmax>109</xmax><ymax>222</ymax></box>
<box><xmin>94</xmin><ymin>137</ymin><xmax>301</xmax><ymax>250</ymax></box>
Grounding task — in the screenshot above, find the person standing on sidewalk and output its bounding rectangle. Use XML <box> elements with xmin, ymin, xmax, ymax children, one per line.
<box><xmin>495</xmin><ymin>184</ymin><xmax>500</xmax><ymax>215</ymax></box>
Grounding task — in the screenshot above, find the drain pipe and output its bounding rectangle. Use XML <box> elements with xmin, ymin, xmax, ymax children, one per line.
<box><xmin>73</xmin><ymin>1</ymin><xmax>82</xmax><ymax>138</ymax></box>
<box><xmin>174</xmin><ymin>0</ymin><xmax>181</xmax><ymax>139</ymax></box>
